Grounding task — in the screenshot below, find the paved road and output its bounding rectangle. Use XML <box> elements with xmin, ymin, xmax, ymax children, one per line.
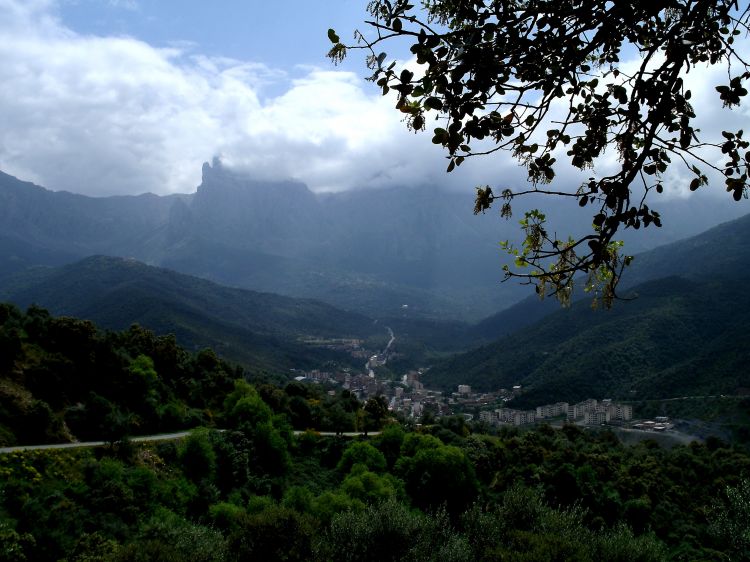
<box><xmin>384</xmin><ymin>327</ymin><xmax>395</xmax><ymax>356</ymax></box>
<box><xmin>313</xmin><ymin>431</ymin><xmax>380</xmax><ymax>437</ymax></box>
<box><xmin>365</xmin><ymin>326</ymin><xmax>396</xmax><ymax>377</ymax></box>
<box><xmin>0</xmin><ymin>429</ymin><xmax>378</xmax><ymax>455</ymax></box>
<box><xmin>0</xmin><ymin>431</ymin><xmax>193</xmax><ymax>454</ymax></box>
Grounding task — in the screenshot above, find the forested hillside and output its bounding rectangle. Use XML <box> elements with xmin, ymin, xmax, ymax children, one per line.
<box><xmin>427</xmin><ymin>274</ymin><xmax>750</xmax><ymax>406</ymax></box>
<box><xmin>427</xmin><ymin>211</ymin><xmax>750</xmax><ymax>407</ymax></box>
<box><xmin>0</xmin><ymin>303</ymin><xmax>387</xmax><ymax>447</ymax></box>
<box><xmin>0</xmin><ymin>303</ymin><xmax>237</xmax><ymax>446</ymax></box>
<box><xmin>0</xmin><ymin>256</ymin><xmax>380</xmax><ymax>371</ymax></box>
<box><xmin>470</xmin><ymin>211</ymin><xmax>750</xmax><ymax>342</ymax></box>
<box><xmin>3</xmin><ymin>307</ymin><xmax>750</xmax><ymax>560</ymax></box>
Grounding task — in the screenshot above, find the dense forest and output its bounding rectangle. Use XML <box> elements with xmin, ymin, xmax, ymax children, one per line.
<box><xmin>0</xmin><ymin>303</ymin><xmax>389</xmax><ymax>446</ymax></box>
<box><xmin>426</xmin><ymin>274</ymin><xmax>750</xmax><ymax>406</ymax></box>
<box><xmin>2</xmin><ymin>305</ymin><xmax>750</xmax><ymax>561</ymax></box>
<box><xmin>3</xmin><ymin>407</ymin><xmax>750</xmax><ymax>560</ymax></box>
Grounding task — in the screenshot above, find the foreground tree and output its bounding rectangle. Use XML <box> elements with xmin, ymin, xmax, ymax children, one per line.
<box><xmin>329</xmin><ymin>0</ymin><xmax>750</xmax><ymax>305</ymax></box>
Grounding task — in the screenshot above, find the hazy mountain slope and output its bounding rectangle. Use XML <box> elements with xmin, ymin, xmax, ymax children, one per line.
<box><xmin>426</xmin><ymin>274</ymin><xmax>750</xmax><ymax>404</ymax></box>
<box><xmin>0</xmin><ymin>256</ymin><xmax>380</xmax><ymax>370</ymax></box>
<box><xmin>469</xmin><ymin>295</ymin><xmax>559</xmax><ymax>341</ymax></box>
<box><xmin>0</xmin><ymin>167</ymin><xmax>515</xmax><ymax>320</ymax></box>
<box><xmin>179</xmin><ymin>164</ymin><xmax>524</xmax><ymax>319</ymax></box>
<box><xmin>624</xmin><ymin>211</ymin><xmax>750</xmax><ymax>285</ymax></box>
<box><xmin>1</xmin><ymin>164</ymin><xmax>748</xmax><ymax>321</ymax></box>
<box><xmin>427</xmin><ymin>212</ymin><xmax>750</xmax><ymax>401</ymax></box>
<box><xmin>0</xmin><ymin>233</ymin><xmax>79</xmax><ymax>279</ymax></box>
<box><xmin>158</xmin><ymin>235</ymin><xmax>474</xmax><ymax>320</ymax></box>
<box><xmin>469</xmin><ymin>210</ymin><xmax>750</xmax><ymax>342</ymax></box>
<box><xmin>0</xmin><ymin>170</ymin><xmax>187</xmax><ymax>255</ymax></box>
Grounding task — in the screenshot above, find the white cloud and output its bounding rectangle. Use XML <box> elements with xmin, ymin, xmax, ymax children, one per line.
<box><xmin>0</xmin><ymin>0</ymin><xmax>467</xmax><ymax>196</ymax></box>
<box><xmin>0</xmin><ymin>0</ymin><xmax>748</xmax><ymax>219</ymax></box>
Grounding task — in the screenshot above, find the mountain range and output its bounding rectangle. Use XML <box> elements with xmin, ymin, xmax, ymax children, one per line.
<box><xmin>1</xmin><ymin>162</ymin><xmax>747</xmax><ymax>321</ymax></box>
<box><xmin>4</xmin><ymin>209</ymin><xmax>750</xmax><ymax>406</ymax></box>
<box><xmin>3</xmin><ymin>162</ymin><xmax>750</xmax><ymax>405</ymax></box>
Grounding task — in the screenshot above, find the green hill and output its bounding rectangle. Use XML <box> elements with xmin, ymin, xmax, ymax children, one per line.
<box><xmin>468</xmin><ymin>212</ymin><xmax>750</xmax><ymax>342</ymax></box>
<box><xmin>426</xmin><ymin>273</ymin><xmax>750</xmax><ymax>405</ymax></box>
<box><xmin>0</xmin><ymin>256</ymin><xmax>380</xmax><ymax>371</ymax></box>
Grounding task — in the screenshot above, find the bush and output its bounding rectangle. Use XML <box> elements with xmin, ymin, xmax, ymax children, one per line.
<box><xmin>178</xmin><ymin>429</ymin><xmax>216</xmax><ymax>483</ymax></box>
<box><xmin>319</xmin><ymin>498</ymin><xmax>471</xmax><ymax>562</ymax></box>
<box><xmin>114</xmin><ymin>508</ymin><xmax>227</xmax><ymax>562</ymax></box>
<box><xmin>336</xmin><ymin>442</ymin><xmax>386</xmax><ymax>474</ymax></box>
<box><xmin>226</xmin><ymin>505</ymin><xmax>313</xmax><ymax>562</ymax></box>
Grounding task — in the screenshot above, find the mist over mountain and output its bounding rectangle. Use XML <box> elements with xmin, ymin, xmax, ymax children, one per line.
<box><xmin>426</xmin><ymin>211</ymin><xmax>750</xmax><ymax>404</ymax></box>
<box><xmin>0</xmin><ymin>163</ymin><xmax>747</xmax><ymax>321</ymax></box>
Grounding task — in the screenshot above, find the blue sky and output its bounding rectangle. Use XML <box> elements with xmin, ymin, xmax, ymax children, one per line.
<box><xmin>58</xmin><ymin>1</ymin><xmax>369</xmax><ymax>77</ymax></box>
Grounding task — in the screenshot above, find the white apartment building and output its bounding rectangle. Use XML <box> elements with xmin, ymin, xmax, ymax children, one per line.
<box><xmin>495</xmin><ymin>407</ymin><xmax>536</xmax><ymax>426</ymax></box>
<box><xmin>568</xmin><ymin>399</ymin><xmax>599</xmax><ymax>420</ymax></box>
<box><xmin>536</xmin><ymin>402</ymin><xmax>569</xmax><ymax>419</ymax></box>
<box><xmin>569</xmin><ymin>398</ymin><xmax>633</xmax><ymax>424</ymax></box>
<box><xmin>584</xmin><ymin>410</ymin><xmax>610</xmax><ymax>425</ymax></box>
<box><xmin>479</xmin><ymin>410</ymin><xmax>498</xmax><ymax>424</ymax></box>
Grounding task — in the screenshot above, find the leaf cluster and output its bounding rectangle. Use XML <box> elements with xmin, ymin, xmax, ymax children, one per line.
<box><xmin>330</xmin><ymin>0</ymin><xmax>750</xmax><ymax>304</ymax></box>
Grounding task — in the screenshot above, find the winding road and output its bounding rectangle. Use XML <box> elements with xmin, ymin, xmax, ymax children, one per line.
<box><xmin>365</xmin><ymin>326</ymin><xmax>396</xmax><ymax>377</ymax></box>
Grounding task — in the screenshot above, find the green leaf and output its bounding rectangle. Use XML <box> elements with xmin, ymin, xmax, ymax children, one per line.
<box><xmin>327</xmin><ymin>29</ymin><xmax>340</xmax><ymax>44</ymax></box>
<box><xmin>424</xmin><ymin>97</ymin><xmax>443</xmax><ymax>110</ymax></box>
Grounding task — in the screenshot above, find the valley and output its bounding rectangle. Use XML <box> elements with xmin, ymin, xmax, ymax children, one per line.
<box><xmin>4</xmin><ymin>2</ymin><xmax>750</xmax><ymax>560</ymax></box>
<box><xmin>2</xmin><ymin>170</ymin><xmax>750</xmax><ymax>560</ymax></box>
<box><xmin>2</xmin><ymin>166</ymin><xmax>750</xmax><ymax>441</ymax></box>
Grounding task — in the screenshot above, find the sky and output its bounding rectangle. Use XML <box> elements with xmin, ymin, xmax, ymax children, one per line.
<box><xmin>0</xmin><ymin>0</ymin><xmax>749</xmax><ymax>219</ymax></box>
<box><xmin>0</xmin><ymin>0</ymin><xmax>464</xmax><ymax>196</ymax></box>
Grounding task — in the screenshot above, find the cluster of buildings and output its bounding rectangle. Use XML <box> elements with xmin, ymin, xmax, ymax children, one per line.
<box><xmin>448</xmin><ymin>384</ymin><xmax>516</xmax><ymax>410</ymax></box>
<box><xmin>479</xmin><ymin>398</ymin><xmax>633</xmax><ymax>427</ymax></box>
<box><xmin>293</xmin><ymin>338</ymin><xmax>641</xmax><ymax>430</ymax></box>
<box><xmin>292</xmin><ymin>368</ymin><xmax>383</xmax><ymax>395</ymax></box>
<box><xmin>570</xmin><ymin>398</ymin><xmax>633</xmax><ymax>425</ymax></box>
<box><xmin>293</xmin><ymin>367</ymin><xmax>447</xmax><ymax>420</ymax></box>
<box><xmin>387</xmin><ymin>371</ymin><xmax>451</xmax><ymax>419</ymax></box>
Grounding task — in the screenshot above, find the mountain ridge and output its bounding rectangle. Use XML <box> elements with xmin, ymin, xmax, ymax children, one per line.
<box><xmin>468</xmin><ymin>210</ymin><xmax>750</xmax><ymax>342</ymax></box>
<box><xmin>0</xmin><ymin>255</ymin><xmax>382</xmax><ymax>372</ymax></box>
<box><xmin>2</xmin><ymin>164</ymin><xmax>747</xmax><ymax>321</ymax></box>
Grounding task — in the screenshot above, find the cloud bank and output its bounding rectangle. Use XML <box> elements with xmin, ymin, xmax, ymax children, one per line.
<box><xmin>0</xmin><ymin>0</ymin><xmax>486</xmax><ymax>196</ymax></box>
<box><xmin>0</xmin><ymin>0</ymin><xmax>748</xmax><ymax>207</ymax></box>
